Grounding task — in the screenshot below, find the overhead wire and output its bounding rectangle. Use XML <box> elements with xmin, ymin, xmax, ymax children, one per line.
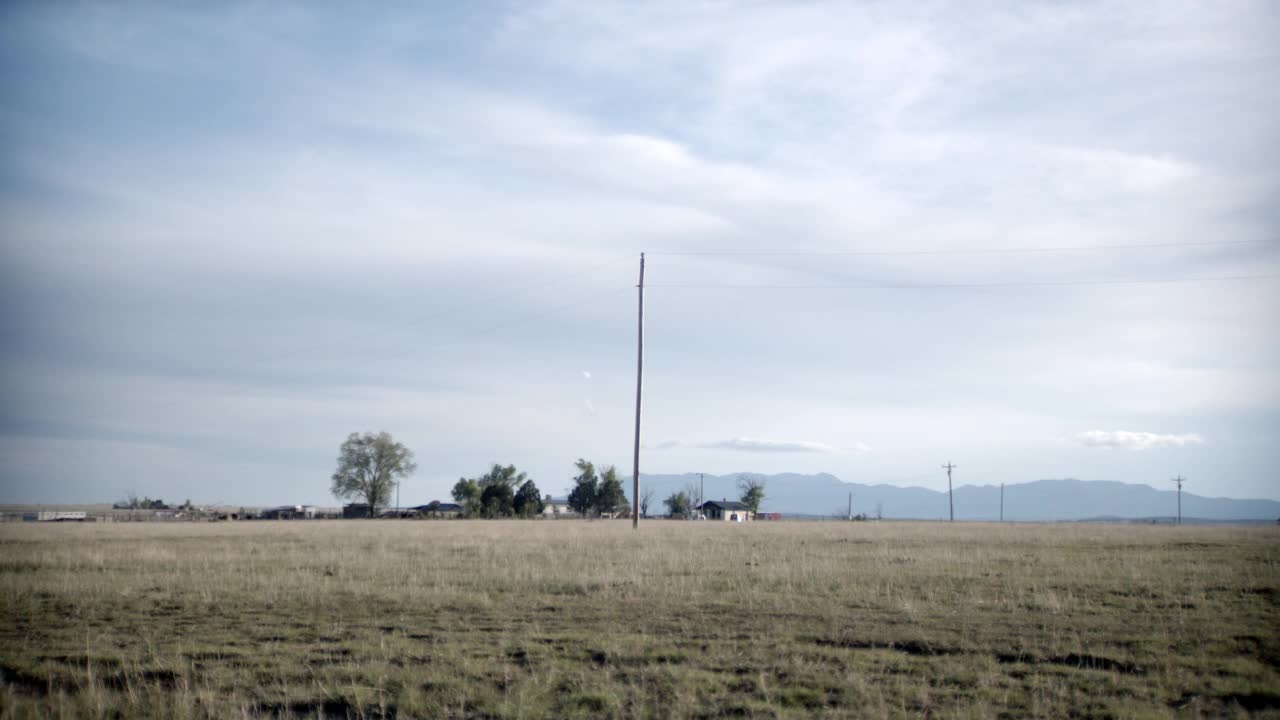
<box><xmin>646</xmin><ymin>274</ymin><xmax>1280</xmax><ymax>290</ymax></box>
<box><xmin>646</xmin><ymin>239</ymin><xmax>1268</xmax><ymax>257</ymax></box>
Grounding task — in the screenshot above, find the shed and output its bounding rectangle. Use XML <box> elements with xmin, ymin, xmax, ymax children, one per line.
<box><xmin>698</xmin><ymin>500</ymin><xmax>753</xmax><ymax>522</ymax></box>
<box><xmin>343</xmin><ymin>503</ymin><xmax>371</xmax><ymax>519</ymax></box>
<box><xmin>542</xmin><ymin>496</ymin><xmax>573</xmax><ymax>516</ymax></box>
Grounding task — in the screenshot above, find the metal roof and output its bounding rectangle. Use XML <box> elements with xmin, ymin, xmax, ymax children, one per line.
<box><xmin>701</xmin><ymin>500</ymin><xmax>750</xmax><ymax>510</ymax></box>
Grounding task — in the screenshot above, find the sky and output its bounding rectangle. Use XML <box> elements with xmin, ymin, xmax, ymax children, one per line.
<box><xmin>1</xmin><ymin>1</ymin><xmax>1278</xmax><ymax>506</ymax></box>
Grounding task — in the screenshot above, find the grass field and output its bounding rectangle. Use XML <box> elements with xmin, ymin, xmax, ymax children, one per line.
<box><xmin>0</xmin><ymin>520</ymin><xmax>1277</xmax><ymax>718</ymax></box>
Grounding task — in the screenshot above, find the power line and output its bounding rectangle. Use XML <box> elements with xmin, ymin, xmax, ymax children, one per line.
<box><xmin>647</xmin><ymin>239</ymin><xmax>1268</xmax><ymax>257</ymax></box>
<box><xmin>942</xmin><ymin>463</ymin><xmax>956</xmax><ymax>522</ymax></box>
<box><xmin>646</xmin><ymin>274</ymin><xmax>1280</xmax><ymax>290</ymax></box>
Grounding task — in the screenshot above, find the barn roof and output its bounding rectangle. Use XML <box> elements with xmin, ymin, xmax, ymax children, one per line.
<box><xmin>701</xmin><ymin>500</ymin><xmax>750</xmax><ymax>510</ymax></box>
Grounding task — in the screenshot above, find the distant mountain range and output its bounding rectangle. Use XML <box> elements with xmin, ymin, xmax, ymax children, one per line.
<box><xmin>634</xmin><ymin>473</ymin><xmax>1280</xmax><ymax>522</ymax></box>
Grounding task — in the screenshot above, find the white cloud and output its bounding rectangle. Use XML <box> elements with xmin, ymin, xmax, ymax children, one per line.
<box><xmin>651</xmin><ymin>437</ymin><xmax>838</xmax><ymax>453</ymax></box>
<box><xmin>1076</xmin><ymin>430</ymin><xmax>1206</xmax><ymax>450</ymax></box>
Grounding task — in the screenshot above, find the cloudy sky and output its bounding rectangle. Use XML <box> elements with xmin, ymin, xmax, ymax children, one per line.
<box><xmin>2</xmin><ymin>1</ymin><xmax>1277</xmax><ymax>506</ymax></box>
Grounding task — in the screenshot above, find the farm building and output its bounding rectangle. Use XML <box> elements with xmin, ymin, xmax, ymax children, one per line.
<box><xmin>260</xmin><ymin>505</ymin><xmax>316</xmax><ymax>520</ymax></box>
<box><xmin>542</xmin><ymin>496</ymin><xmax>573</xmax><ymax>516</ymax></box>
<box><xmin>25</xmin><ymin>511</ymin><xmax>88</xmax><ymax>522</ymax></box>
<box><xmin>342</xmin><ymin>503</ymin><xmax>371</xmax><ymax>519</ymax></box>
<box><xmin>698</xmin><ymin>500</ymin><xmax>753</xmax><ymax>522</ymax></box>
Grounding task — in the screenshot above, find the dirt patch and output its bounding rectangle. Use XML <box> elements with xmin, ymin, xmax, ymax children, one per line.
<box><xmin>995</xmin><ymin>651</ymin><xmax>1144</xmax><ymax>676</ymax></box>
<box><xmin>0</xmin><ymin>663</ymin><xmax>54</xmax><ymax>696</ymax></box>
<box><xmin>255</xmin><ymin>697</ymin><xmax>388</xmax><ymax>719</ymax></box>
<box><xmin>811</xmin><ymin>637</ymin><xmax>964</xmax><ymax>656</ymax></box>
<box><xmin>1219</xmin><ymin>692</ymin><xmax>1280</xmax><ymax>711</ymax></box>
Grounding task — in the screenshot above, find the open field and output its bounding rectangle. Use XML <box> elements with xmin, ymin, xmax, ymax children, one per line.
<box><xmin>1</xmin><ymin>521</ymin><xmax>1277</xmax><ymax>718</ymax></box>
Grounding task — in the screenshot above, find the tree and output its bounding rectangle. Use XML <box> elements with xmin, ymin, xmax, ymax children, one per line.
<box><xmin>567</xmin><ymin>459</ymin><xmax>598</xmax><ymax>516</ymax></box>
<box><xmin>594</xmin><ymin>465</ymin><xmax>628</xmax><ymax>517</ymax></box>
<box><xmin>452</xmin><ymin>478</ymin><xmax>481</xmax><ymax>515</ymax></box>
<box><xmin>476</xmin><ymin>463</ymin><xmax>527</xmax><ymax>493</ymax></box>
<box><xmin>457</xmin><ymin>464</ymin><xmax>529</xmax><ymax>518</ymax></box>
<box><xmin>738</xmin><ymin>474</ymin><xmax>766</xmax><ymax>514</ymax></box>
<box><xmin>331</xmin><ymin>431</ymin><xmax>417</xmax><ymax>517</ymax></box>
<box><xmin>514</xmin><ymin>480</ymin><xmax>545</xmax><ymax>517</ymax></box>
<box><xmin>664</xmin><ymin>491</ymin><xmax>692</xmax><ymax>519</ymax></box>
<box><xmin>640</xmin><ymin>488</ymin><xmax>655</xmax><ymax>518</ymax></box>
<box><xmin>480</xmin><ymin>483</ymin><xmax>515</xmax><ymax>518</ymax></box>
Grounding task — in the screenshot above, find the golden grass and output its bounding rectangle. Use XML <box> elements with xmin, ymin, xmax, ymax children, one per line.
<box><xmin>1</xmin><ymin>520</ymin><xmax>1277</xmax><ymax>718</ymax></box>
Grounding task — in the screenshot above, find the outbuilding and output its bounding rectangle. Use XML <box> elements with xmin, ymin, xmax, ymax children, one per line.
<box><xmin>342</xmin><ymin>503</ymin><xmax>371</xmax><ymax>519</ymax></box>
<box><xmin>698</xmin><ymin>500</ymin><xmax>753</xmax><ymax>522</ymax></box>
<box><xmin>542</xmin><ymin>496</ymin><xmax>573</xmax><ymax>517</ymax></box>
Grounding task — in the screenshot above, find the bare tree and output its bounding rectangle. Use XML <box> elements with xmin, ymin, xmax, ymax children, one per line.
<box><xmin>640</xmin><ymin>487</ymin><xmax>655</xmax><ymax>518</ymax></box>
<box><xmin>685</xmin><ymin>482</ymin><xmax>703</xmax><ymax>519</ymax></box>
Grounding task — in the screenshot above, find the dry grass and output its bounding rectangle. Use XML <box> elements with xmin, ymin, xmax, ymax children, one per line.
<box><xmin>0</xmin><ymin>520</ymin><xmax>1277</xmax><ymax>718</ymax></box>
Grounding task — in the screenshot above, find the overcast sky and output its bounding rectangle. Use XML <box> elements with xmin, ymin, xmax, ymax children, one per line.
<box><xmin>2</xmin><ymin>1</ymin><xmax>1277</xmax><ymax>506</ymax></box>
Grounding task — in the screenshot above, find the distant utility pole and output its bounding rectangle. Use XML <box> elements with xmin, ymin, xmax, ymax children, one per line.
<box><xmin>942</xmin><ymin>463</ymin><xmax>956</xmax><ymax>522</ymax></box>
<box><xmin>631</xmin><ymin>253</ymin><xmax>645</xmax><ymax>530</ymax></box>
<box><xmin>999</xmin><ymin>482</ymin><xmax>1004</xmax><ymax>522</ymax></box>
<box><xmin>1172</xmin><ymin>475</ymin><xmax>1186</xmax><ymax>525</ymax></box>
<box><xmin>699</xmin><ymin>473</ymin><xmax>704</xmax><ymax>511</ymax></box>
<box><xmin>396</xmin><ymin>481</ymin><xmax>400</xmax><ymax>518</ymax></box>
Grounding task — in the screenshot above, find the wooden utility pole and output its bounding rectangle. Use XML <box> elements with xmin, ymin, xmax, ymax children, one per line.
<box><xmin>699</xmin><ymin>473</ymin><xmax>704</xmax><ymax>513</ymax></box>
<box><xmin>942</xmin><ymin>463</ymin><xmax>956</xmax><ymax>522</ymax></box>
<box><xmin>848</xmin><ymin>491</ymin><xmax>853</xmax><ymax>521</ymax></box>
<box><xmin>999</xmin><ymin>482</ymin><xmax>1004</xmax><ymax>522</ymax></box>
<box><xmin>1172</xmin><ymin>475</ymin><xmax>1186</xmax><ymax>525</ymax></box>
<box><xmin>631</xmin><ymin>253</ymin><xmax>645</xmax><ymax>530</ymax></box>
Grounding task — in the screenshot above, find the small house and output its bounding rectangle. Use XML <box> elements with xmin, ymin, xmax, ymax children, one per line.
<box><xmin>542</xmin><ymin>496</ymin><xmax>573</xmax><ymax>517</ymax></box>
<box><xmin>698</xmin><ymin>500</ymin><xmax>753</xmax><ymax>522</ymax></box>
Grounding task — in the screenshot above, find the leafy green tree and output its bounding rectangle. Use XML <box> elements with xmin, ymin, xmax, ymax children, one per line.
<box><xmin>664</xmin><ymin>491</ymin><xmax>692</xmax><ymax>519</ymax></box>
<box><xmin>451</xmin><ymin>478</ymin><xmax>480</xmax><ymax>515</ymax></box>
<box><xmin>738</xmin><ymin>474</ymin><xmax>766</xmax><ymax>514</ymax></box>
<box><xmin>331</xmin><ymin>431</ymin><xmax>417</xmax><ymax>517</ymax></box>
<box><xmin>458</xmin><ymin>464</ymin><xmax>529</xmax><ymax>518</ymax></box>
<box><xmin>480</xmin><ymin>482</ymin><xmax>515</xmax><ymax>518</ymax></box>
<box><xmin>477</xmin><ymin>464</ymin><xmax>526</xmax><ymax>491</ymax></box>
<box><xmin>513</xmin><ymin>480</ymin><xmax>545</xmax><ymax>517</ymax></box>
<box><xmin>594</xmin><ymin>465</ymin><xmax>628</xmax><ymax>517</ymax></box>
<box><xmin>567</xmin><ymin>459</ymin><xmax>598</xmax><ymax>516</ymax></box>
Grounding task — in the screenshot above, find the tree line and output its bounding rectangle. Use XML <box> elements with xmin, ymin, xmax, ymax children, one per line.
<box><xmin>329</xmin><ymin>431</ymin><xmax>766</xmax><ymax>518</ymax></box>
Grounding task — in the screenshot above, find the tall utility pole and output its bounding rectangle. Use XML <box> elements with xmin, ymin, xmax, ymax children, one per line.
<box><xmin>396</xmin><ymin>481</ymin><xmax>401</xmax><ymax>518</ymax></box>
<box><xmin>848</xmin><ymin>491</ymin><xmax>853</xmax><ymax>521</ymax></box>
<box><xmin>1172</xmin><ymin>475</ymin><xmax>1186</xmax><ymax>525</ymax></box>
<box><xmin>699</xmin><ymin>473</ymin><xmax>704</xmax><ymax>512</ymax></box>
<box><xmin>631</xmin><ymin>253</ymin><xmax>645</xmax><ymax>530</ymax></box>
<box><xmin>942</xmin><ymin>463</ymin><xmax>956</xmax><ymax>522</ymax></box>
<box><xmin>999</xmin><ymin>482</ymin><xmax>1004</xmax><ymax>522</ymax></box>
